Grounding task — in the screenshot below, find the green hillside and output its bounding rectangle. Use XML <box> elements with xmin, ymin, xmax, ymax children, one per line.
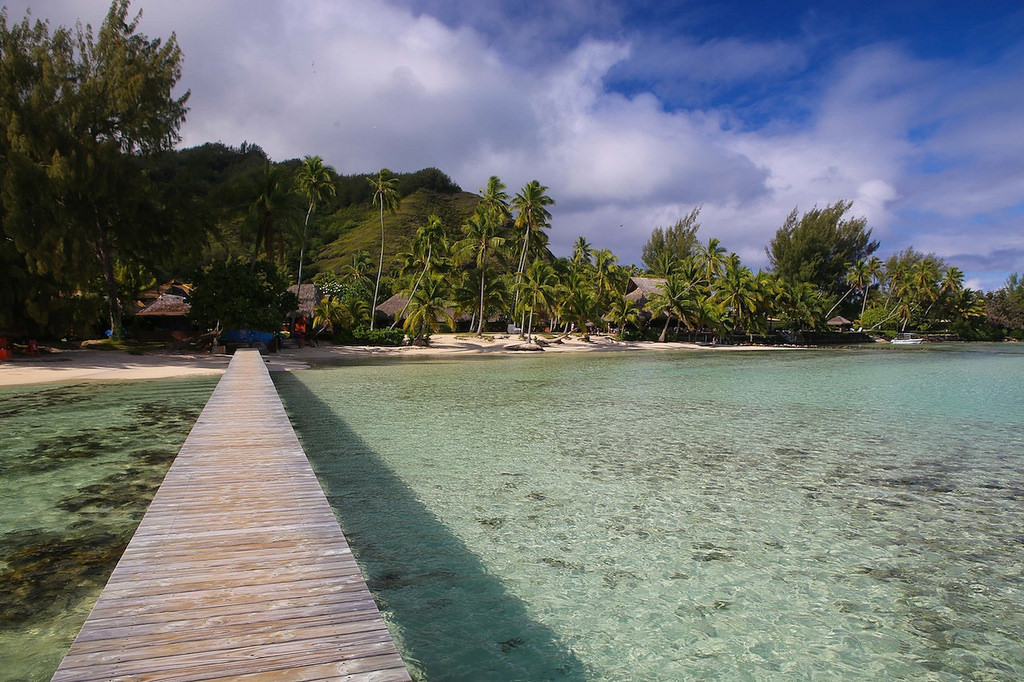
<box><xmin>312</xmin><ymin>188</ymin><xmax>481</xmax><ymax>276</ymax></box>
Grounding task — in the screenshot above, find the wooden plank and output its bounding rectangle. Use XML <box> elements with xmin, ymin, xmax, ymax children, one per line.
<box><xmin>52</xmin><ymin>349</ymin><xmax>410</xmax><ymax>681</ymax></box>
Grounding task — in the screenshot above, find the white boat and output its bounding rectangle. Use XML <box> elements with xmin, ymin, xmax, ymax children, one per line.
<box><xmin>891</xmin><ymin>333</ymin><xmax>924</xmax><ymax>345</ymax></box>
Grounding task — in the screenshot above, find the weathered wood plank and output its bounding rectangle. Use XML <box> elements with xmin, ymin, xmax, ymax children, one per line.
<box><xmin>52</xmin><ymin>349</ymin><xmax>410</xmax><ymax>681</ymax></box>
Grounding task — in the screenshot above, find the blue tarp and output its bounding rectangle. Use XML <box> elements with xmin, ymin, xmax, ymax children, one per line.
<box><xmin>221</xmin><ymin>329</ymin><xmax>277</xmax><ymax>345</ymax></box>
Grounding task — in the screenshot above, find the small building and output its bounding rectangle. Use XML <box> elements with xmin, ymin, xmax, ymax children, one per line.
<box><xmin>375</xmin><ymin>294</ymin><xmax>410</xmax><ymax>326</ymax></box>
<box><xmin>375</xmin><ymin>293</ymin><xmax>488</xmax><ymax>332</ymax></box>
<box><xmin>287</xmin><ymin>284</ymin><xmax>322</xmax><ymax>321</ymax></box>
<box><xmin>827</xmin><ymin>316</ymin><xmax>854</xmax><ymax>332</ymax></box>
<box><xmin>135</xmin><ymin>293</ymin><xmax>196</xmax><ymax>342</ymax></box>
<box><xmin>624</xmin><ymin>276</ymin><xmax>666</xmax><ymax>307</ymax></box>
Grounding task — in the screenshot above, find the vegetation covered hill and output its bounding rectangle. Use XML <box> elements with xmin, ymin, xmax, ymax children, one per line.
<box><xmin>312</xmin><ymin>187</ymin><xmax>480</xmax><ymax>277</ymax></box>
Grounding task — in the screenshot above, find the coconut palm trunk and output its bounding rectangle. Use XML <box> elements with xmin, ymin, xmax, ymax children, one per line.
<box><xmin>372</xmin><ymin>200</ymin><xmax>385</xmax><ymax>330</ymax></box>
<box><xmin>297</xmin><ymin>203</ymin><xmax>312</xmax><ymax>287</ymax></box>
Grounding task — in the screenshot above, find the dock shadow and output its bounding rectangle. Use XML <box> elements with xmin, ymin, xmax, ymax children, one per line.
<box><xmin>273</xmin><ymin>373</ymin><xmax>588</xmax><ymax>681</ymax></box>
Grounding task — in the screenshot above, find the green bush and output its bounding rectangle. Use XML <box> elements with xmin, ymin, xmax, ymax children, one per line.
<box><xmin>350</xmin><ymin>326</ymin><xmax>405</xmax><ymax>346</ymax></box>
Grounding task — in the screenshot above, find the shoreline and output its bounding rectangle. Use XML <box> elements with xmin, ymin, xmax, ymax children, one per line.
<box><xmin>0</xmin><ymin>333</ymin><xmax>809</xmax><ymax>388</ymax></box>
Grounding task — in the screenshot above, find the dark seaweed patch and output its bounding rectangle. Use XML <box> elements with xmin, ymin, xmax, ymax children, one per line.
<box><xmin>0</xmin><ymin>529</ymin><xmax>128</xmax><ymax>625</ymax></box>
<box><xmin>871</xmin><ymin>477</ymin><xmax>957</xmax><ymax>494</ymax></box>
<box><xmin>602</xmin><ymin>570</ymin><xmax>639</xmax><ymax>589</ymax></box>
<box><xmin>500</xmin><ymin>637</ymin><xmax>525</xmax><ymax>652</ymax></box>
<box><xmin>0</xmin><ymin>385</ymin><xmax>90</xmax><ymax>420</ymax></box>
<box><xmin>541</xmin><ymin>557</ymin><xmax>585</xmax><ymax>571</ymax></box>
<box><xmin>691</xmin><ymin>542</ymin><xmax>735</xmax><ymax>562</ymax></box>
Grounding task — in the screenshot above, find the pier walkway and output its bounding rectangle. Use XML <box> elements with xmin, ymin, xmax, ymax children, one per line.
<box><xmin>53</xmin><ymin>349</ymin><xmax>410</xmax><ymax>681</ymax></box>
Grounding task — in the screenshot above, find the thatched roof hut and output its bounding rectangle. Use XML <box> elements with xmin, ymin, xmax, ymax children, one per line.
<box><xmin>137</xmin><ymin>294</ymin><xmax>190</xmax><ymax>317</ymax></box>
<box><xmin>827</xmin><ymin>315</ymin><xmax>853</xmax><ymax>331</ymax></box>
<box><xmin>624</xmin><ymin>276</ymin><xmax>666</xmax><ymax>306</ymax></box>
<box><xmin>618</xmin><ymin>274</ymin><xmax>667</xmax><ymax>309</ymax></box>
<box><xmin>376</xmin><ymin>293</ymin><xmax>483</xmax><ymax>329</ymax></box>
<box><xmin>287</xmin><ymin>284</ymin><xmax>322</xmax><ymax>319</ymax></box>
<box><xmin>135</xmin><ymin>292</ymin><xmax>196</xmax><ymax>342</ymax></box>
<box><xmin>375</xmin><ymin>294</ymin><xmax>410</xmax><ymax>323</ymax></box>
<box><xmin>134</xmin><ymin>280</ymin><xmax>193</xmax><ymax>313</ymax></box>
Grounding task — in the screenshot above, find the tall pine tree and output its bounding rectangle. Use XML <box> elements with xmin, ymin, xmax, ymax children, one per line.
<box><xmin>0</xmin><ymin>1</ymin><xmax>188</xmax><ymax>337</ymax></box>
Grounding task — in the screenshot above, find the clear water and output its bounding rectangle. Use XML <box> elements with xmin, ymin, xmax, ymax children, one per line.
<box><xmin>0</xmin><ymin>377</ymin><xmax>217</xmax><ymax>682</ymax></box>
<box><xmin>276</xmin><ymin>344</ymin><xmax>1024</xmax><ymax>681</ymax></box>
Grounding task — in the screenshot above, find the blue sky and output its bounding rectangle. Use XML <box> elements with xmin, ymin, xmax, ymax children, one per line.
<box><xmin>8</xmin><ymin>0</ymin><xmax>1024</xmax><ymax>290</ymax></box>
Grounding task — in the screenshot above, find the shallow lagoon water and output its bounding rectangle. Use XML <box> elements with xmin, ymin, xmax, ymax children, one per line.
<box><xmin>0</xmin><ymin>377</ymin><xmax>217</xmax><ymax>681</ymax></box>
<box><xmin>277</xmin><ymin>345</ymin><xmax>1024</xmax><ymax>680</ymax></box>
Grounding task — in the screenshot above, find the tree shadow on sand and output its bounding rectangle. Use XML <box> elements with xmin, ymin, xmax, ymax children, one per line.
<box><xmin>274</xmin><ymin>373</ymin><xmax>589</xmax><ymax>681</ymax></box>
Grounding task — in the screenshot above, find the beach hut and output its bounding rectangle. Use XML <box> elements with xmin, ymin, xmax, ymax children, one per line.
<box><xmin>376</xmin><ymin>294</ymin><xmax>486</xmax><ymax>332</ymax></box>
<box><xmin>623</xmin><ymin>276</ymin><xmax>666</xmax><ymax>322</ymax></box>
<box><xmin>624</xmin><ymin>276</ymin><xmax>666</xmax><ymax>307</ymax></box>
<box><xmin>287</xmin><ymin>284</ymin><xmax>322</xmax><ymax>320</ymax></box>
<box><xmin>827</xmin><ymin>315</ymin><xmax>853</xmax><ymax>332</ymax></box>
<box><xmin>375</xmin><ymin>294</ymin><xmax>410</xmax><ymax>326</ymax></box>
<box><xmin>135</xmin><ymin>294</ymin><xmax>196</xmax><ymax>342</ymax></box>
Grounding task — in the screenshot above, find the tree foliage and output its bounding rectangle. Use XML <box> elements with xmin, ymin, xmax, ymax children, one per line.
<box><xmin>188</xmin><ymin>259</ymin><xmax>297</xmax><ymax>332</ymax></box>
<box><xmin>767</xmin><ymin>200</ymin><xmax>879</xmax><ymax>297</ymax></box>
<box><xmin>0</xmin><ymin>1</ymin><xmax>189</xmax><ymax>337</ymax></box>
<box><xmin>641</xmin><ymin>206</ymin><xmax>701</xmax><ymax>272</ymax></box>
<box><xmin>985</xmin><ymin>273</ymin><xmax>1024</xmax><ymax>332</ymax></box>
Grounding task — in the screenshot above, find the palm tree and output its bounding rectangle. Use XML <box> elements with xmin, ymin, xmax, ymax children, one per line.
<box><xmin>393</xmin><ymin>214</ymin><xmax>447</xmax><ymax>327</ymax></box>
<box><xmin>403</xmin><ymin>273</ymin><xmax>455</xmax><ymax>345</ymax></box>
<box><xmin>455</xmin><ymin>207</ymin><xmax>506</xmax><ymax>335</ymax></box>
<box><xmin>941</xmin><ymin>266</ymin><xmax>964</xmax><ymax>298</ymax></box>
<box><xmin>777</xmin><ymin>279</ymin><xmax>824</xmax><ymax>331</ymax></box>
<box><xmin>339</xmin><ymin>295</ymin><xmax>371</xmax><ymax>330</ymax></box>
<box><xmin>647</xmin><ymin>272</ymin><xmax>698</xmax><ymax>342</ymax></box>
<box><xmin>606</xmin><ymin>297</ymin><xmax>641</xmax><ymax>336</ymax></box>
<box><xmin>518</xmin><ymin>259</ymin><xmax>559</xmax><ymax>338</ymax></box>
<box><xmin>845</xmin><ymin>257</ymin><xmax>883</xmax><ymax>327</ymax></box>
<box><xmin>313</xmin><ymin>295</ymin><xmax>345</xmax><ymax>335</ymax></box>
<box><xmin>691</xmin><ymin>293</ymin><xmax>724</xmax><ymax>342</ymax></box>
<box><xmin>478</xmin><ymin>176</ymin><xmax>512</xmax><ymax>226</ymax></box>
<box><xmin>593</xmin><ymin>248</ymin><xmax>619</xmax><ymax>306</ymax></box>
<box><xmin>294</xmin><ymin>155</ymin><xmax>336</xmax><ymax>287</ymax></box>
<box><xmin>558</xmin><ymin>269</ymin><xmax>599</xmax><ymax>339</ymax></box>
<box><xmin>511</xmin><ymin>180</ymin><xmax>554</xmax><ymax>309</ymax></box>
<box><xmin>341</xmin><ymin>250</ymin><xmax>375</xmax><ymax>291</ymax></box>
<box><xmin>697</xmin><ymin>237</ymin><xmax>727</xmax><ymax>285</ymax></box>
<box><xmin>646</xmin><ymin>250</ymin><xmax>678</xmax><ymax>278</ymax></box>
<box><xmin>716</xmin><ymin>256</ymin><xmax>757</xmax><ymax>340</ymax></box>
<box><xmin>250</xmin><ymin>163</ymin><xmax>294</xmax><ymax>265</ymax></box>
<box><xmin>367</xmin><ymin>168</ymin><xmax>400</xmax><ymax>329</ymax></box>
<box><xmin>571</xmin><ymin>236</ymin><xmax>593</xmax><ymax>268</ymax></box>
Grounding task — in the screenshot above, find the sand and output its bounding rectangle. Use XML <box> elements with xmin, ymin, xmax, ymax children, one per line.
<box><xmin>0</xmin><ymin>333</ymin><xmax>786</xmax><ymax>388</ymax></box>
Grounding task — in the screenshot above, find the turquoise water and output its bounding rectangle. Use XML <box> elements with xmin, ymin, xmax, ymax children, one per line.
<box><xmin>276</xmin><ymin>344</ymin><xmax>1024</xmax><ymax>680</ymax></box>
<box><xmin>0</xmin><ymin>377</ymin><xmax>217</xmax><ymax>682</ymax></box>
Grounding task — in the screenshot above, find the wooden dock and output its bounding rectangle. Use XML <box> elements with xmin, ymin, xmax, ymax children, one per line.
<box><xmin>52</xmin><ymin>349</ymin><xmax>411</xmax><ymax>681</ymax></box>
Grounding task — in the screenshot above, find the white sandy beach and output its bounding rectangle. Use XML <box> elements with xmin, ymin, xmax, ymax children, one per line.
<box><xmin>0</xmin><ymin>333</ymin><xmax>791</xmax><ymax>388</ymax></box>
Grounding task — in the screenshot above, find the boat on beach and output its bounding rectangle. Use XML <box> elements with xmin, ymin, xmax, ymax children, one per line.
<box><xmin>891</xmin><ymin>333</ymin><xmax>924</xmax><ymax>345</ymax></box>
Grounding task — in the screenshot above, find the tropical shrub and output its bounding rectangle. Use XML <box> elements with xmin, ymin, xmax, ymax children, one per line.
<box><xmin>350</xmin><ymin>326</ymin><xmax>405</xmax><ymax>346</ymax></box>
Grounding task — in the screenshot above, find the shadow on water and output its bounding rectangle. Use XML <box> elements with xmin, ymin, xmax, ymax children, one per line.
<box><xmin>273</xmin><ymin>372</ymin><xmax>589</xmax><ymax>682</ymax></box>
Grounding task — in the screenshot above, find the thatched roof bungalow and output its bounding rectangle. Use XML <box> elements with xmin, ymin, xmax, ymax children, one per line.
<box><xmin>375</xmin><ymin>294</ymin><xmax>410</xmax><ymax>323</ymax></box>
<box><xmin>137</xmin><ymin>294</ymin><xmax>190</xmax><ymax>318</ymax></box>
<box><xmin>134</xmin><ymin>280</ymin><xmax>193</xmax><ymax>313</ymax></box>
<box><xmin>135</xmin><ymin>293</ymin><xmax>196</xmax><ymax>342</ymax></box>
<box><xmin>624</xmin><ymin>276</ymin><xmax>666</xmax><ymax>306</ymax></box>
<box><xmin>827</xmin><ymin>315</ymin><xmax>853</xmax><ymax>332</ymax></box>
<box><xmin>376</xmin><ymin>293</ymin><xmax>496</xmax><ymax>332</ymax></box>
<box><xmin>287</xmin><ymin>284</ymin><xmax>322</xmax><ymax>320</ymax></box>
